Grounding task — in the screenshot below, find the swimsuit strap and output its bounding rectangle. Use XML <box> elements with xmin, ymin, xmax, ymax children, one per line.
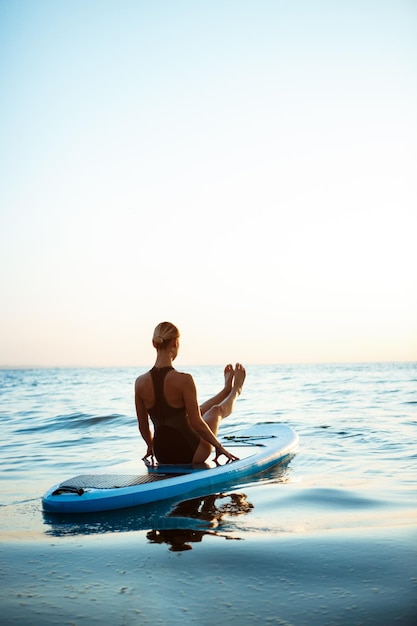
<box><xmin>149</xmin><ymin>366</ymin><xmax>182</xmax><ymax>424</ymax></box>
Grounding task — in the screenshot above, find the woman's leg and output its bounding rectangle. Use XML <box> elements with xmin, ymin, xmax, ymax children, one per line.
<box><xmin>199</xmin><ymin>364</ymin><xmax>234</xmax><ymax>416</ymax></box>
<box><xmin>193</xmin><ymin>364</ymin><xmax>246</xmax><ymax>463</ymax></box>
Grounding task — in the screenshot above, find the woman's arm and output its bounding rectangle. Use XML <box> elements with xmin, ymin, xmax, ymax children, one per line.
<box><xmin>135</xmin><ymin>382</ymin><xmax>154</xmax><ymax>465</ymax></box>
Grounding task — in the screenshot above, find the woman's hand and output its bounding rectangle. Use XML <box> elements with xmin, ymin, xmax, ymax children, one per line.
<box><xmin>142</xmin><ymin>445</ymin><xmax>155</xmax><ymax>467</ymax></box>
<box><xmin>214</xmin><ymin>445</ymin><xmax>239</xmax><ymax>465</ymax></box>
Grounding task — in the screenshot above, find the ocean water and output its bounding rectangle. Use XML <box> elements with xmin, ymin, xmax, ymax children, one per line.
<box><xmin>1</xmin><ymin>362</ymin><xmax>416</xmax><ymax>624</ymax></box>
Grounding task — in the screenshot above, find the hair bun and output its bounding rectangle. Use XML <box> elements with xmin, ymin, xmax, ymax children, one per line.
<box><xmin>152</xmin><ymin>321</ymin><xmax>180</xmax><ymax>349</ymax></box>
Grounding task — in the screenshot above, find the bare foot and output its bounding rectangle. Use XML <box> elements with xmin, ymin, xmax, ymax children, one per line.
<box><xmin>233</xmin><ymin>363</ymin><xmax>246</xmax><ymax>394</ymax></box>
<box><xmin>224</xmin><ymin>364</ymin><xmax>234</xmax><ymax>390</ymax></box>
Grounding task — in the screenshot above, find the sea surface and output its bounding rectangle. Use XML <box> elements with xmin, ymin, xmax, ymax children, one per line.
<box><xmin>1</xmin><ymin>362</ymin><xmax>416</xmax><ymax>625</ymax></box>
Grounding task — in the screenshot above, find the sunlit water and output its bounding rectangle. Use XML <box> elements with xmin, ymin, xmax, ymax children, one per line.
<box><xmin>1</xmin><ymin>362</ymin><xmax>416</xmax><ymax>538</ymax></box>
<box><xmin>1</xmin><ymin>363</ymin><xmax>416</xmax><ymax>625</ymax></box>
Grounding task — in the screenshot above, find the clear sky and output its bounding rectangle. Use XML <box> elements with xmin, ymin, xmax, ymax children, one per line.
<box><xmin>1</xmin><ymin>0</ymin><xmax>416</xmax><ymax>367</ymax></box>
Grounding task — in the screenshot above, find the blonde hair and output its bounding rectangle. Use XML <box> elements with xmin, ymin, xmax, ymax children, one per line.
<box><xmin>152</xmin><ymin>321</ymin><xmax>180</xmax><ymax>349</ymax></box>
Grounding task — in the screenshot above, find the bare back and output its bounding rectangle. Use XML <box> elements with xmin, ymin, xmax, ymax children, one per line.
<box><xmin>135</xmin><ymin>369</ymin><xmax>191</xmax><ymax>411</ymax></box>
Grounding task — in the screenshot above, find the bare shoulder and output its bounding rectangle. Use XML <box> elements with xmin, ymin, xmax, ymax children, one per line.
<box><xmin>135</xmin><ymin>371</ymin><xmax>151</xmax><ymax>392</ymax></box>
<box><xmin>170</xmin><ymin>370</ymin><xmax>195</xmax><ymax>389</ymax></box>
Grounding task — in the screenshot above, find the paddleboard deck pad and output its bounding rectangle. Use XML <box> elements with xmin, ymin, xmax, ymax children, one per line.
<box><xmin>42</xmin><ymin>423</ymin><xmax>298</xmax><ymax>513</ymax></box>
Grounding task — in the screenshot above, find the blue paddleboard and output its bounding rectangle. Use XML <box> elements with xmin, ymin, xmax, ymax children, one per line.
<box><xmin>42</xmin><ymin>423</ymin><xmax>298</xmax><ymax>514</ymax></box>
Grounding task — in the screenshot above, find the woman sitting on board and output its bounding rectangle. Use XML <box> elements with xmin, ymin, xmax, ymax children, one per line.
<box><xmin>135</xmin><ymin>321</ymin><xmax>246</xmax><ymax>466</ymax></box>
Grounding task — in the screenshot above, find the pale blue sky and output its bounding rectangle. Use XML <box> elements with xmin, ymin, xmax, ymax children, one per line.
<box><xmin>1</xmin><ymin>0</ymin><xmax>416</xmax><ymax>366</ymax></box>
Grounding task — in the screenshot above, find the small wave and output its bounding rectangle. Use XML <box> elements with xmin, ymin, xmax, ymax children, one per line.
<box><xmin>16</xmin><ymin>413</ymin><xmax>126</xmax><ymax>434</ymax></box>
<box><xmin>278</xmin><ymin>486</ymin><xmax>384</xmax><ymax>510</ymax></box>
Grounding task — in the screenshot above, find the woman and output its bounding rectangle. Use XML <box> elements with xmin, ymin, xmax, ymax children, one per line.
<box><xmin>135</xmin><ymin>321</ymin><xmax>246</xmax><ymax>466</ymax></box>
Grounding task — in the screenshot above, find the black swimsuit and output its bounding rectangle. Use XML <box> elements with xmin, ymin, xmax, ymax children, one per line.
<box><xmin>148</xmin><ymin>366</ymin><xmax>200</xmax><ymax>464</ymax></box>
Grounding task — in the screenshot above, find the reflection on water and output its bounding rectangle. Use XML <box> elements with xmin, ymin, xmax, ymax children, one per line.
<box><xmin>42</xmin><ymin>461</ymin><xmax>291</xmax><ymax>544</ymax></box>
<box><xmin>147</xmin><ymin>493</ymin><xmax>254</xmax><ymax>551</ymax></box>
<box><xmin>170</xmin><ymin>492</ymin><xmax>254</xmax><ymax>522</ymax></box>
<box><xmin>43</xmin><ymin>491</ymin><xmax>254</xmax><ymax>545</ymax></box>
